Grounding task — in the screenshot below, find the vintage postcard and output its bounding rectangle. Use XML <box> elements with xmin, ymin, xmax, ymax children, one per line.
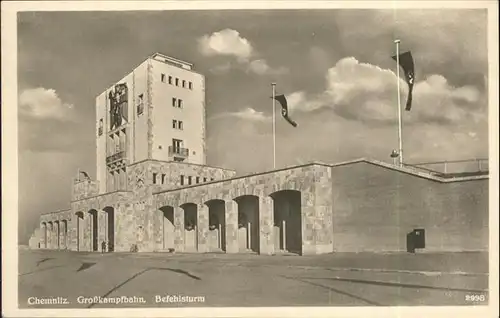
<box><xmin>2</xmin><ymin>1</ymin><xmax>499</xmax><ymax>317</ymax></box>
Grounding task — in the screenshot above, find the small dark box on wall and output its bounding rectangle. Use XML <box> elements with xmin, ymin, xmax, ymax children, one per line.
<box><xmin>413</xmin><ymin>228</ymin><xmax>426</xmax><ymax>248</ymax></box>
<box><xmin>406</xmin><ymin>228</ymin><xmax>426</xmax><ymax>253</ymax></box>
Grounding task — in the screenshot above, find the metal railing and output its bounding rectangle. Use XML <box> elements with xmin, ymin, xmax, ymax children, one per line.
<box><xmin>404</xmin><ymin>158</ymin><xmax>489</xmax><ymax>177</ymax></box>
<box><xmin>106</xmin><ymin>151</ymin><xmax>126</xmax><ymax>164</ymax></box>
<box><xmin>168</xmin><ymin>146</ymin><xmax>189</xmax><ymax>157</ymax></box>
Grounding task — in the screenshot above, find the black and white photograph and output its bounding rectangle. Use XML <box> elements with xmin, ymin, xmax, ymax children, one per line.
<box><xmin>2</xmin><ymin>1</ymin><xmax>498</xmax><ymax>317</ymax></box>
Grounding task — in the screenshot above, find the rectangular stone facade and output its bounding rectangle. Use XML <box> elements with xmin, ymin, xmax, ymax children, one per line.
<box><xmin>72</xmin><ymin>180</ymin><xmax>100</xmax><ymax>201</ymax></box>
<box><xmin>29</xmin><ymin>160</ymin><xmax>488</xmax><ymax>255</ymax></box>
<box><xmin>330</xmin><ymin>161</ymin><xmax>489</xmax><ymax>252</ymax></box>
<box><xmin>128</xmin><ymin>159</ymin><xmax>236</xmax><ymax>192</ymax></box>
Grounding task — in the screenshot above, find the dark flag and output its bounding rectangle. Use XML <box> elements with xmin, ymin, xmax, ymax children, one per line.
<box><xmin>80</xmin><ymin>171</ymin><xmax>91</xmax><ymax>180</ymax></box>
<box><xmin>273</xmin><ymin>94</ymin><xmax>298</xmax><ymax>127</ymax></box>
<box><xmin>392</xmin><ymin>51</ymin><xmax>415</xmax><ymax>111</ymax></box>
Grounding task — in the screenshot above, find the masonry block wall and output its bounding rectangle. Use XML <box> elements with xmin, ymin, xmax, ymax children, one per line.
<box><xmin>29</xmin><ymin>160</ymin><xmax>488</xmax><ymax>255</ymax></box>
<box><xmin>128</xmin><ymin>160</ymin><xmax>236</xmax><ymax>192</ymax></box>
<box><xmin>153</xmin><ymin>164</ymin><xmax>334</xmax><ymax>255</ymax></box>
<box><xmin>72</xmin><ymin>180</ymin><xmax>100</xmax><ymax>201</ymax></box>
<box><xmin>330</xmin><ymin>162</ymin><xmax>489</xmax><ymax>252</ymax></box>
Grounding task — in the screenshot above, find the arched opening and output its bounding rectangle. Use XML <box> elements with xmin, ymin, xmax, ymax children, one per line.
<box><xmin>61</xmin><ymin>220</ymin><xmax>68</xmax><ymax>249</ymax></box>
<box><xmin>41</xmin><ymin>222</ymin><xmax>47</xmax><ymax>249</ymax></box>
<box><xmin>270</xmin><ymin>190</ymin><xmax>302</xmax><ymax>254</ymax></box>
<box><xmin>206</xmin><ymin>199</ymin><xmax>226</xmax><ymax>252</ymax></box>
<box><xmin>47</xmin><ymin>221</ymin><xmax>53</xmax><ymax>249</ymax></box>
<box><xmin>88</xmin><ymin>209</ymin><xmax>99</xmax><ymax>251</ymax></box>
<box><xmin>181</xmin><ymin>203</ymin><xmax>198</xmax><ymax>252</ymax></box>
<box><xmin>75</xmin><ymin>211</ymin><xmax>84</xmax><ymax>251</ymax></box>
<box><xmin>159</xmin><ymin>206</ymin><xmax>174</xmax><ymax>251</ymax></box>
<box><xmin>54</xmin><ymin>221</ymin><xmax>60</xmax><ymax>249</ymax></box>
<box><xmin>103</xmin><ymin>206</ymin><xmax>115</xmax><ymax>252</ymax></box>
<box><xmin>234</xmin><ymin>195</ymin><xmax>260</xmax><ymax>253</ymax></box>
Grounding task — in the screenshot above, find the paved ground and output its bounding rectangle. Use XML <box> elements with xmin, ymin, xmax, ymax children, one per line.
<box><xmin>18</xmin><ymin>249</ymin><xmax>489</xmax><ymax>308</ymax></box>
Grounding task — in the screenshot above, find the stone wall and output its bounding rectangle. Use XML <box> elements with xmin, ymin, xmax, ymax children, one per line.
<box><xmin>37</xmin><ymin>209</ymin><xmax>72</xmax><ymax>249</ymax></box>
<box><xmin>128</xmin><ymin>159</ymin><xmax>236</xmax><ymax>192</ymax></box>
<box><xmin>330</xmin><ymin>161</ymin><xmax>489</xmax><ymax>252</ymax></box>
<box><xmin>29</xmin><ymin>159</ymin><xmax>488</xmax><ymax>255</ymax></box>
<box><xmin>28</xmin><ymin>229</ymin><xmax>41</xmax><ymax>249</ymax></box>
<box><xmin>70</xmin><ymin>191</ymin><xmax>133</xmax><ymax>252</ymax></box>
<box><xmin>153</xmin><ymin>163</ymin><xmax>334</xmax><ymax>255</ymax></box>
<box><xmin>72</xmin><ymin>180</ymin><xmax>100</xmax><ymax>201</ymax></box>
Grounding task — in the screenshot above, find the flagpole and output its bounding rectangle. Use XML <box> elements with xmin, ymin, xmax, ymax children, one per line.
<box><xmin>272</xmin><ymin>83</ymin><xmax>276</xmax><ymax>169</ymax></box>
<box><xmin>395</xmin><ymin>39</ymin><xmax>403</xmax><ymax>166</ymax></box>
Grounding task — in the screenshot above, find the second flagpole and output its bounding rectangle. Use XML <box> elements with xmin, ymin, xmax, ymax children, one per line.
<box><xmin>272</xmin><ymin>83</ymin><xmax>276</xmax><ymax>169</ymax></box>
<box><xmin>395</xmin><ymin>39</ymin><xmax>404</xmax><ymax>166</ymax></box>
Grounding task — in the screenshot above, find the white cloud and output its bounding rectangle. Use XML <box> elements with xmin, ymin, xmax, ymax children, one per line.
<box><xmin>281</xmin><ymin>57</ymin><xmax>486</xmax><ymax>126</ymax></box>
<box><xmin>19</xmin><ymin>87</ymin><xmax>74</xmax><ymax>120</ymax></box>
<box><xmin>199</xmin><ymin>29</ymin><xmax>287</xmax><ymax>76</ymax></box>
<box><xmin>206</xmin><ymin>54</ymin><xmax>487</xmax><ymax>174</ymax></box>
<box><xmin>209</xmin><ymin>107</ymin><xmax>270</xmax><ymax>122</ymax></box>
<box><xmin>232</xmin><ymin>107</ymin><xmax>269</xmax><ymax>121</ymax></box>
<box><xmin>212</xmin><ymin>56</ymin><xmax>486</xmax><ymax>130</ymax></box>
<box><xmin>209</xmin><ymin>62</ymin><xmax>232</xmax><ymax>75</ymax></box>
<box><xmin>198</xmin><ymin>29</ymin><xmax>253</xmax><ymax>61</ymax></box>
<box><xmin>247</xmin><ymin>59</ymin><xmax>288</xmax><ymax>76</ymax></box>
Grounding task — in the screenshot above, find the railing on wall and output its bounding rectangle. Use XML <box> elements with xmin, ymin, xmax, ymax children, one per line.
<box><xmin>404</xmin><ymin>158</ymin><xmax>489</xmax><ymax>178</ymax></box>
<box><xmin>106</xmin><ymin>151</ymin><xmax>126</xmax><ymax>164</ymax></box>
<box><xmin>168</xmin><ymin>146</ymin><xmax>189</xmax><ymax>158</ymax></box>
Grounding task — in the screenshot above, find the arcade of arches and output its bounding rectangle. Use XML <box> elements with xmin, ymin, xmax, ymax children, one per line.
<box><xmin>31</xmin><ymin>163</ymin><xmax>335</xmax><ymax>255</ymax></box>
<box><xmin>40</xmin><ymin>207</ymin><xmax>116</xmax><ymax>253</ymax></box>
<box><xmin>157</xmin><ymin>190</ymin><xmax>309</xmax><ymax>255</ymax></box>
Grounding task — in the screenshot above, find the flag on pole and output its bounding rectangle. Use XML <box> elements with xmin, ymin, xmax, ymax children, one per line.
<box><xmin>392</xmin><ymin>51</ymin><xmax>415</xmax><ymax>111</ymax></box>
<box><xmin>79</xmin><ymin>171</ymin><xmax>91</xmax><ymax>180</ymax></box>
<box><xmin>273</xmin><ymin>94</ymin><xmax>298</xmax><ymax>127</ymax></box>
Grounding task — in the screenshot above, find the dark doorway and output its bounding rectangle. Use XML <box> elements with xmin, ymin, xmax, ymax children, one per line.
<box><xmin>271</xmin><ymin>190</ymin><xmax>302</xmax><ymax>254</ymax></box>
<box><xmin>235</xmin><ymin>195</ymin><xmax>260</xmax><ymax>253</ymax></box>
<box><xmin>75</xmin><ymin>212</ymin><xmax>84</xmax><ymax>251</ymax></box>
<box><xmin>206</xmin><ymin>200</ymin><xmax>226</xmax><ymax>252</ymax></box>
<box><xmin>103</xmin><ymin>207</ymin><xmax>115</xmax><ymax>252</ymax></box>
<box><xmin>88</xmin><ymin>210</ymin><xmax>99</xmax><ymax>251</ymax></box>
<box><xmin>181</xmin><ymin>203</ymin><xmax>198</xmax><ymax>252</ymax></box>
<box><xmin>159</xmin><ymin>206</ymin><xmax>175</xmax><ymax>251</ymax></box>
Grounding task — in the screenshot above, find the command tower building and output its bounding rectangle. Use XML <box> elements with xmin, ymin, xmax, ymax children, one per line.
<box><xmin>95</xmin><ymin>53</ymin><xmax>207</xmax><ymax>193</ymax></box>
<box><xmin>29</xmin><ymin>53</ymin><xmax>489</xmax><ymax>256</ymax></box>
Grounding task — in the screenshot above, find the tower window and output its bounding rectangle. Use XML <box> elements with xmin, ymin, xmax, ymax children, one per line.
<box><xmin>161</xmin><ymin>74</ymin><xmax>166</xmax><ymax>83</ymax></box>
<box><xmin>196</xmin><ymin>176</ymin><xmax>200</xmax><ymax>184</ymax></box>
<box><xmin>178</xmin><ymin>99</ymin><xmax>183</xmax><ymax>108</ymax></box>
<box><xmin>172</xmin><ymin>97</ymin><xmax>177</xmax><ymax>107</ymax></box>
<box><xmin>188</xmin><ymin>176</ymin><xmax>192</xmax><ymax>185</ymax></box>
<box><xmin>172</xmin><ymin>120</ymin><xmax>177</xmax><ymax>129</ymax></box>
<box><xmin>182</xmin><ymin>80</ymin><xmax>186</xmax><ymax>88</ymax></box>
<box><xmin>168</xmin><ymin>76</ymin><xmax>172</xmax><ymax>84</ymax></box>
<box><xmin>180</xmin><ymin>175</ymin><xmax>184</xmax><ymax>185</ymax></box>
<box><xmin>137</xmin><ymin>94</ymin><xmax>144</xmax><ymax>115</ymax></box>
<box><xmin>203</xmin><ymin>177</ymin><xmax>207</xmax><ymax>182</ymax></box>
<box><xmin>161</xmin><ymin>174</ymin><xmax>166</xmax><ymax>184</ymax></box>
<box><xmin>175</xmin><ymin>78</ymin><xmax>179</xmax><ymax>86</ymax></box>
<box><xmin>188</xmin><ymin>82</ymin><xmax>193</xmax><ymax>90</ymax></box>
<box><xmin>98</xmin><ymin>119</ymin><xmax>103</xmax><ymax>136</ymax></box>
<box><xmin>153</xmin><ymin>173</ymin><xmax>157</xmax><ymax>184</ymax></box>
<box><xmin>178</xmin><ymin>121</ymin><xmax>183</xmax><ymax>130</ymax></box>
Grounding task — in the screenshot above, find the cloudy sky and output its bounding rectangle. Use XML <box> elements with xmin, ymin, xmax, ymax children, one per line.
<box><xmin>17</xmin><ymin>8</ymin><xmax>490</xmax><ymax>242</ymax></box>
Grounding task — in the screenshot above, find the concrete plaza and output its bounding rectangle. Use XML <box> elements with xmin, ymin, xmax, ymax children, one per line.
<box><xmin>18</xmin><ymin>249</ymin><xmax>489</xmax><ymax>308</ymax></box>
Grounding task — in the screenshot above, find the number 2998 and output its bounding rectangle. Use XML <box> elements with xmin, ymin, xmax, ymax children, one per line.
<box><xmin>465</xmin><ymin>294</ymin><xmax>486</xmax><ymax>302</ymax></box>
